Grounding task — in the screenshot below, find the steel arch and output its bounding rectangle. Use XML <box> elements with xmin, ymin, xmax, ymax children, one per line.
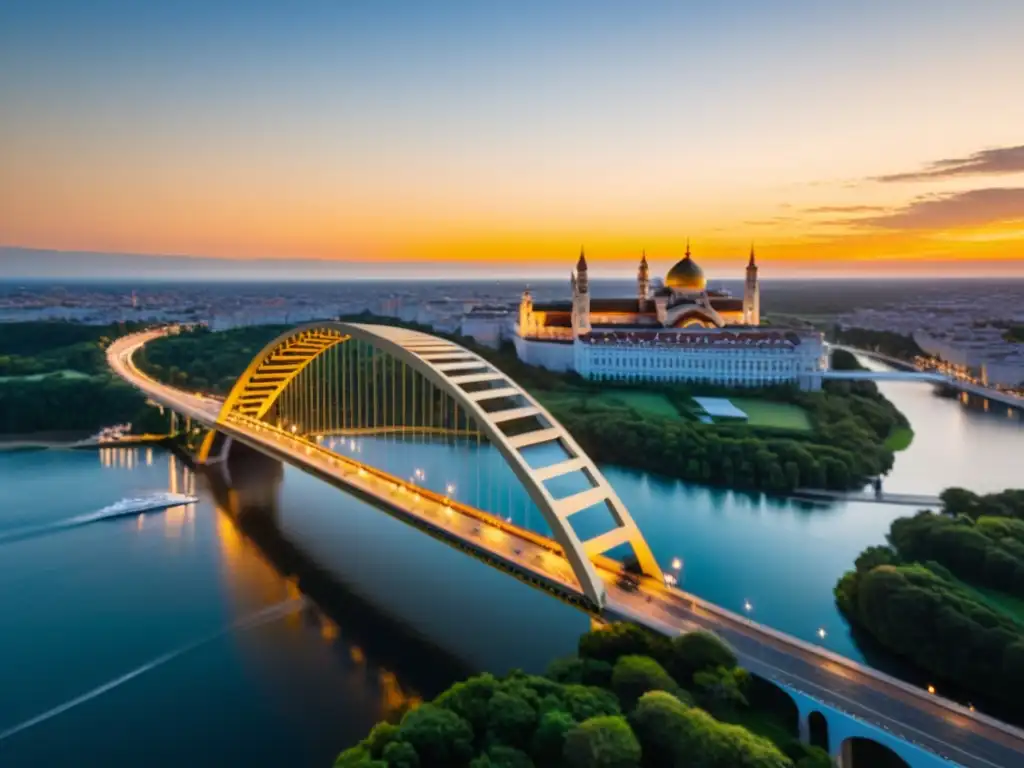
<box><xmin>204</xmin><ymin>321</ymin><xmax>663</xmax><ymax>606</ymax></box>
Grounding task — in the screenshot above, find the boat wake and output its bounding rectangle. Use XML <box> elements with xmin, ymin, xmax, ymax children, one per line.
<box><xmin>0</xmin><ymin>597</ymin><xmax>306</xmax><ymax>743</ymax></box>
<box><xmin>0</xmin><ymin>494</ymin><xmax>199</xmax><ymax>545</ymax></box>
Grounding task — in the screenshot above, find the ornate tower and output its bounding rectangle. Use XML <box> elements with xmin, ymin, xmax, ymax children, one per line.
<box><xmin>743</xmin><ymin>244</ymin><xmax>760</xmax><ymax>325</ymax></box>
<box><xmin>571</xmin><ymin>247</ymin><xmax>591</xmax><ymax>336</ymax></box>
<box><xmin>518</xmin><ymin>289</ymin><xmax>534</xmax><ymax>337</ymax></box>
<box><xmin>637</xmin><ymin>250</ymin><xmax>650</xmax><ymax>309</ymax></box>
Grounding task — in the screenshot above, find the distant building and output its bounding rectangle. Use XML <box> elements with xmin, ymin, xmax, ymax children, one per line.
<box><xmin>514</xmin><ymin>245</ymin><xmax>824</xmax><ymax>389</ymax></box>
<box><xmin>460</xmin><ymin>305</ymin><xmax>513</xmax><ymax>349</ymax></box>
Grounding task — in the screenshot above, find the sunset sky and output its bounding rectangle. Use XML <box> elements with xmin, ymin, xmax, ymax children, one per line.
<box><xmin>2</xmin><ymin>1</ymin><xmax>1023</xmax><ymax>278</ymax></box>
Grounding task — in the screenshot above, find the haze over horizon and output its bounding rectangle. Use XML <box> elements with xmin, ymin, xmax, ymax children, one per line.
<box><xmin>2</xmin><ymin>1</ymin><xmax>1023</xmax><ymax>278</ymax></box>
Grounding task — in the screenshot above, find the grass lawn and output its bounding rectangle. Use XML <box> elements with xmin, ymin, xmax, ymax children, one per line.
<box><xmin>720</xmin><ymin>397</ymin><xmax>813</xmax><ymax>431</ymax></box>
<box><xmin>534</xmin><ymin>388</ymin><xmax>687</xmax><ymax>421</ymax></box>
<box><xmin>595</xmin><ymin>390</ymin><xmax>683</xmax><ymax>419</ymax></box>
<box><xmin>884</xmin><ymin>426</ymin><xmax>915</xmax><ymax>452</ymax></box>
<box><xmin>0</xmin><ymin>369</ymin><xmax>92</xmax><ymax>383</ymax></box>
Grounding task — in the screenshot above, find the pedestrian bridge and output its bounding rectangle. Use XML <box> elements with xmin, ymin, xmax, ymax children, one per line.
<box><xmin>108</xmin><ymin>324</ymin><xmax>1024</xmax><ymax>768</ymax></box>
<box><xmin>822</xmin><ymin>370</ymin><xmax>949</xmax><ymax>384</ymax></box>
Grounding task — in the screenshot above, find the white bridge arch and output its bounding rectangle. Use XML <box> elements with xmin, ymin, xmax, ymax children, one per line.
<box><xmin>201</xmin><ymin>321</ymin><xmax>663</xmax><ymax>606</ymax></box>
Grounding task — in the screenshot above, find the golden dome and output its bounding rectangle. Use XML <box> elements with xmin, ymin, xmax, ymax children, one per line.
<box><xmin>665</xmin><ymin>244</ymin><xmax>706</xmax><ymax>292</ymax></box>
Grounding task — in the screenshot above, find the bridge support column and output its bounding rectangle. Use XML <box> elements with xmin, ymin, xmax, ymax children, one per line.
<box><xmin>797</xmin><ymin>713</ymin><xmax>810</xmax><ymax>745</ymax></box>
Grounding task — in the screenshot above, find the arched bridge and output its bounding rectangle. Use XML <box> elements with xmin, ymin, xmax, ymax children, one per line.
<box><xmin>108</xmin><ymin>325</ymin><xmax>1024</xmax><ymax>768</ymax></box>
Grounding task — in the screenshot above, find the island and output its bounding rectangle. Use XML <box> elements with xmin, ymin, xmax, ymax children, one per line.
<box><xmin>835</xmin><ymin>487</ymin><xmax>1024</xmax><ymax>719</ymax></box>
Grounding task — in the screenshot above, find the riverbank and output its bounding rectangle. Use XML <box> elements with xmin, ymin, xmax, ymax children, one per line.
<box><xmin>0</xmin><ymin>430</ymin><xmax>93</xmax><ymax>451</ymax></box>
<box><xmin>0</xmin><ymin>432</ymin><xmax>171</xmax><ymax>452</ymax></box>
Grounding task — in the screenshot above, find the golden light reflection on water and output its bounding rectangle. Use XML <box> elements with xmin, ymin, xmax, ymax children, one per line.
<box><xmin>89</xmin><ymin>443</ymin><xmax>430</xmax><ymax>721</ymax></box>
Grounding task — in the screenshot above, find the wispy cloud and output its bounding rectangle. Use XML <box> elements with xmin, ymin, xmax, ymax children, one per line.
<box><xmin>803</xmin><ymin>205</ymin><xmax>888</xmax><ymax>214</ymax></box>
<box><xmin>874</xmin><ymin>144</ymin><xmax>1024</xmax><ymax>182</ymax></box>
<box><xmin>742</xmin><ymin>216</ymin><xmax>800</xmax><ymax>227</ymax></box>
<box><xmin>853</xmin><ymin>187</ymin><xmax>1024</xmax><ymax>230</ymax></box>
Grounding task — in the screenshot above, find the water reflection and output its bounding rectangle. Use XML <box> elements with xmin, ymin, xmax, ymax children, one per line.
<box><xmin>208</xmin><ymin>454</ymin><xmax>469</xmax><ymax>723</ymax></box>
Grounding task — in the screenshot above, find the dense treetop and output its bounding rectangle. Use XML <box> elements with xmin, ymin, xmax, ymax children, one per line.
<box><xmin>835</xmin><ymin>487</ymin><xmax>1024</xmax><ymax>718</ymax></box>
<box><xmin>334</xmin><ymin>623</ymin><xmax>828</xmax><ymax>768</ymax></box>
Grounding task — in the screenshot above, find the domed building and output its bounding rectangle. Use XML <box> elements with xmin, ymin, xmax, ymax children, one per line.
<box><xmin>514</xmin><ymin>243</ymin><xmax>825</xmax><ymax>389</ymax></box>
<box><xmin>664</xmin><ymin>246</ymin><xmax>707</xmax><ymax>293</ymax></box>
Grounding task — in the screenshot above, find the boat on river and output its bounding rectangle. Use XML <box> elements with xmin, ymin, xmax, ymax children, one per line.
<box><xmin>95</xmin><ymin>492</ymin><xmax>199</xmax><ymax>519</ymax></box>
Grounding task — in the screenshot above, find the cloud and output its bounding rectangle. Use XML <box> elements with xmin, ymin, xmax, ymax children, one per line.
<box><xmin>742</xmin><ymin>216</ymin><xmax>799</xmax><ymax>227</ymax></box>
<box><xmin>875</xmin><ymin>144</ymin><xmax>1024</xmax><ymax>182</ymax></box>
<box><xmin>804</xmin><ymin>205</ymin><xmax>888</xmax><ymax>214</ymax></box>
<box><xmin>852</xmin><ymin>187</ymin><xmax>1024</xmax><ymax>230</ymax></box>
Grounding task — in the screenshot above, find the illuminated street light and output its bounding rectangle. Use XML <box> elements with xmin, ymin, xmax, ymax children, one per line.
<box><xmin>671</xmin><ymin>557</ymin><xmax>682</xmax><ymax>570</ymax></box>
<box><xmin>446</xmin><ymin>483</ymin><xmax>456</xmax><ymax>496</ymax></box>
<box><xmin>743</xmin><ymin>600</ymin><xmax>753</xmax><ymax>613</ymax></box>
<box><xmin>817</xmin><ymin>627</ymin><xmax>827</xmax><ymax>640</ymax></box>
<box><xmin>927</xmin><ymin>685</ymin><xmax>936</xmax><ymax>695</ymax></box>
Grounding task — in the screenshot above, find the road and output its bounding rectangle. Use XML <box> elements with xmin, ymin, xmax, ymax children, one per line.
<box><xmin>108</xmin><ymin>330</ymin><xmax>1024</xmax><ymax>768</ymax></box>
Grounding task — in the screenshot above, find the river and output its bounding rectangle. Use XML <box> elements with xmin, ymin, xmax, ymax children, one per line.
<box><xmin>0</xmin><ymin>364</ymin><xmax>1019</xmax><ymax>766</ymax></box>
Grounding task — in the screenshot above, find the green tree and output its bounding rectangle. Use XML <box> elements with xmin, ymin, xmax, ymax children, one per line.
<box><xmin>486</xmin><ymin>690</ymin><xmax>538</xmax><ymax>749</ymax></box>
<box><xmin>629</xmin><ymin>691</ymin><xmax>790</xmax><ymax>768</ymax></box>
<box><xmin>335</xmin><ymin>746</ymin><xmax>387</xmax><ymax>767</ymax></box>
<box><xmin>562</xmin><ymin>716</ymin><xmax>641</xmax><ymax>768</ymax></box>
<box><xmin>578</xmin><ymin>623</ymin><xmax>670</xmax><ymax>667</ymax></box>
<box><xmin>469</xmin><ymin>745</ymin><xmax>535</xmax><ymax>768</ymax></box>
<box><xmin>364</xmin><ymin>722</ymin><xmax>402</xmax><ymax>758</ymax></box>
<box><xmin>382</xmin><ymin>740</ymin><xmax>420</xmax><ymax>768</ymax></box>
<box><xmin>398</xmin><ymin>704</ymin><xmax>474</xmax><ymax>768</ymax></box>
<box><xmin>545</xmin><ymin>657</ymin><xmax>613</xmax><ymax>688</ymax></box>
<box><xmin>530</xmin><ymin>710</ymin><xmax>575</xmax><ymax>767</ymax></box>
<box><xmin>693</xmin><ymin>666</ymin><xmax>750</xmax><ymax>715</ymax></box>
<box><xmin>666</xmin><ymin>630</ymin><xmax>737</xmax><ymax>685</ymax></box>
<box><xmin>434</xmin><ymin>674</ymin><xmax>500</xmax><ymax>741</ymax></box>
<box><xmin>609</xmin><ymin>655</ymin><xmax>683</xmax><ymax>711</ymax></box>
<box><xmin>940</xmin><ymin>487</ymin><xmax>980</xmax><ymax>518</ymax></box>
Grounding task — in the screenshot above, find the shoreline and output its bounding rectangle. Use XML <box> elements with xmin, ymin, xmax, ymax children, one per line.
<box><xmin>0</xmin><ymin>435</ymin><xmax>168</xmax><ymax>452</ymax></box>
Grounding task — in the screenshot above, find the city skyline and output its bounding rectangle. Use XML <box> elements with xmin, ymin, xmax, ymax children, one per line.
<box><xmin>2</xmin><ymin>1</ymin><xmax>1024</xmax><ymax>277</ymax></box>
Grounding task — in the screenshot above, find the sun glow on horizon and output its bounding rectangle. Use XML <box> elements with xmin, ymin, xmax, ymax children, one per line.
<box><xmin>1</xmin><ymin>2</ymin><xmax>1023</xmax><ymax>277</ymax></box>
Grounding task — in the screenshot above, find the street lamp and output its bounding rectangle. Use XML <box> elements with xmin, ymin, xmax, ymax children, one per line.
<box><xmin>671</xmin><ymin>557</ymin><xmax>682</xmax><ymax>571</ymax></box>
<box><xmin>743</xmin><ymin>600</ymin><xmax>753</xmax><ymax>613</ymax></box>
<box><xmin>817</xmin><ymin>627</ymin><xmax>827</xmax><ymax>640</ymax></box>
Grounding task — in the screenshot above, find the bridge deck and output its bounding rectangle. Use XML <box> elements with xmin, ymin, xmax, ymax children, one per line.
<box><xmin>107</xmin><ymin>330</ymin><xmax>1024</xmax><ymax>768</ymax></box>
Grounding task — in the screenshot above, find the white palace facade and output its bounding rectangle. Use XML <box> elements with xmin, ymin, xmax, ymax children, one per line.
<box><xmin>514</xmin><ymin>245</ymin><xmax>826</xmax><ymax>390</ymax></box>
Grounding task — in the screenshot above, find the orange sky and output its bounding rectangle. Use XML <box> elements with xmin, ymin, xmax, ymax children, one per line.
<box><xmin>1</xmin><ymin>2</ymin><xmax>1022</xmax><ymax>277</ymax></box>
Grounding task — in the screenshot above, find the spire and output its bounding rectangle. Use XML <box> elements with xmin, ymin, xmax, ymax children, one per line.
<box><xmin>685</xmin><ymin>238</ymin><xmax>691</xmax><ymax>259</ymax></box>
<box><xmin>577</xmin><ymin>246</ymin><xmax>587</xmax><ymax>272</ymax></box>
<box><xmin>640</xmin><ymin>249</ymin><xmax>648</xmax><ymax>267</ymax></box>
<box><xmin>748</xmin><ymin>242</ymin><xmax>756</xmax><ymax>268</ymax></box>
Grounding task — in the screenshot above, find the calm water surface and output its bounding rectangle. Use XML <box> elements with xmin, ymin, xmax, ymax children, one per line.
<box><xmin>0</xmin><ymin>366</ymin><xmax>1019</xmax><ymax>765</ymax></box>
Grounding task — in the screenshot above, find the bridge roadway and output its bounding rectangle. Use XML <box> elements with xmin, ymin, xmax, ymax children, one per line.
<box><xmin>108</xmin><ymin>330</ymin><xmax>1024</xmax><ymax>768</ymax></box>
<box><xmin>825</xmin><ymin>346</ymin><xmax>1024</xmax><ymax>410</ymax></box>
